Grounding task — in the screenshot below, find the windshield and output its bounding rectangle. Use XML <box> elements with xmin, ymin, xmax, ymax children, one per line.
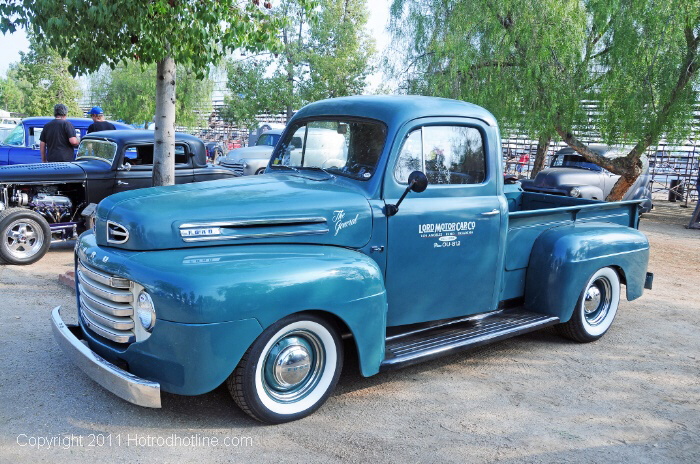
<box><xmin>256</xmin><ymin>133</ymin><xmax>280</xmax><ymax>147</ymax></box>
<box><xmin>552</xmin><ymin>154</ymin><xmax>602</xmax><ymax>171</ymax></box>
<box><xmin>76</xmin><ymin>139</ymin><xmax>118</xmax><ymax>163</ymax></box>
<box><xmin>2</xmin><ymin>123</ymin><xmax>24</xmax><ymax>146</ymax></box>
<box><xmin>269</xmin><ymin>119</ymin><xmax>387</xmax><ymax>180</ymax></box>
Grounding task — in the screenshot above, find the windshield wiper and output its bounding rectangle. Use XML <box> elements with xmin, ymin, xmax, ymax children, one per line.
<box><xmin>297</xmin><ymin>166</ymin><xmax>336</xmax><ymax>180</ymax></box>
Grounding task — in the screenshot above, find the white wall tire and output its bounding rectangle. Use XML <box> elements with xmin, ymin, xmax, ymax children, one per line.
<box><xmin>227</xmin><ymin>314</ymin><xmax>343</xmax><ymax>424</ymax></box>
<box><xmin>557</xmin><ymin>267</ymin><xmax>621</xmax><ymax>343</ymax></box>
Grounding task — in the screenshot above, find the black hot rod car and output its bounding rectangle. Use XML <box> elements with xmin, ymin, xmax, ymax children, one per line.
<box><xmin>0</xmin><ymin>130</ymin><xmax>238</xmax><ymax>264</ymax></box>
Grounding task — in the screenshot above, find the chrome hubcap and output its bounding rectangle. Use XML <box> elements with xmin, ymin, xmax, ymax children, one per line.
<box><xmin>4</xmin><ymin>219</ymin><xmax>43</xmax><ymax>259</ymax></box>
<box><xmin>583</xmin><ymin>277</ymin><xmax>612</xmax><ymax>326</ymax></box>
<box><xmin>263</xmin><ymin>331</ymin><xmax>324</xmax><ymax>403</ymax></box>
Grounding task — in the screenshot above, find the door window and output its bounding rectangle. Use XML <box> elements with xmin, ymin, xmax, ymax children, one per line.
<box><xmin>394</xmin><ymin>125</ymin><xmax>486</xmax><ymax>185</ymax></box>
<box><xmin>123</xmin><ymin>144</ymin><xmax>188</xmax><ymax>166</ymax></box>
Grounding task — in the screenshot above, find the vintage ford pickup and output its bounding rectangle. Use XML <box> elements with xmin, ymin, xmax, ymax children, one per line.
<box><xmin>52</xmin><ymin>96</ymin><xmax>652</xmax><ymax>423</ymax></box>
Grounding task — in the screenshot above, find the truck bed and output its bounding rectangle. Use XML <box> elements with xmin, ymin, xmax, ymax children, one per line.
<box><xmin>500</xmin><ymin>189</ymin><xmax>643</xmax><ymax>301</ymax></box>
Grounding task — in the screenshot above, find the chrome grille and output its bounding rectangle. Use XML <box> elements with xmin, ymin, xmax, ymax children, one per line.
<box><xmin>224</xmin><ymin>162</ymin><xmax>244</xmax><ymax>176</ymax></box>
<box><xmin>77</xmin><ymin>261</ymin><xmax>135</xmax><ymax>344</ymax></box>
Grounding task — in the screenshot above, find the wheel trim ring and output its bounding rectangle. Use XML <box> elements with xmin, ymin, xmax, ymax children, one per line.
<box><xmin>253</xmin><ymin>320</ymin><xmax>338</xmax><ymax>416</ymax></box>
<box><xmin>3</xmin><ymin>219</ymin><xmax>44</xmax><ymax>260</ymax></box>
<box><xmin>583</xmin><ymin>277</ymin><xmax>612</xmax><ymax>326</ymax></box>
<box><xmin>262</xmin><ymin>331</ymin><xmax>324</xmax><ymax>403</ymax></box>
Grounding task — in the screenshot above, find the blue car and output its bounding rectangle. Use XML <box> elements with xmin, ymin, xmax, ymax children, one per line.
<box><xmin>0</xmin><ymin>117</ymin><xmax>132</xmax><ymax>165</ymax></box>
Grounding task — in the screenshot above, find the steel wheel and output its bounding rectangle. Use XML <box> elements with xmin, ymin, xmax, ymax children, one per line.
<box><xmin>557</xmin><ymin>267</ymin><xmax>621</xmax><ymax>342</ymax></box>
<box><xmin>0</xmin><ymin>209</ymin><xmax>52</xmax><ymax>265</ymax></box>
<box><xmin>228</xmin><ymin>314</ymin><xmax>343</xmax><ymax>424</ymax></box>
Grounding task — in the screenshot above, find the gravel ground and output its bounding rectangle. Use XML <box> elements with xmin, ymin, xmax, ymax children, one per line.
<box><xmin>0</xmin><ymin>201</ymin><xmax>698</xmax><ymax>464</ymax></box>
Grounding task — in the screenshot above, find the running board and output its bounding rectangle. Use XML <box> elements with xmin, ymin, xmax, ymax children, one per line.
<box><xmin>380</xmin><ymin>310</ymin><xmax>559</xmax><ymax>371</ymax></box>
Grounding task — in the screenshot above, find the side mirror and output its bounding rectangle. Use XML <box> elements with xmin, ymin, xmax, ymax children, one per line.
<box><xmin>118</xmin><ymin>162</ymin><xmax>132</xmax><ymax>172</ymax></box>
<box><xmin>385</xmin><ymin>171</ymin><xmax>428</xmax><ymax>217</ymax></box>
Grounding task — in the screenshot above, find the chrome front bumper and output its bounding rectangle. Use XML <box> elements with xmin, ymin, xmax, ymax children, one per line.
<box><xmin>50</xmin><ymin>306</ymin><xmax>161</xmax><ymax>408</ymax></box>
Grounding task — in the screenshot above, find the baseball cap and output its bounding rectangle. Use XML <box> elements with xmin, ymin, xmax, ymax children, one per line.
<box><xmin>88</xmin><ymin>106</ymin><xmax>104</xmax><ymax>115</ymax></box>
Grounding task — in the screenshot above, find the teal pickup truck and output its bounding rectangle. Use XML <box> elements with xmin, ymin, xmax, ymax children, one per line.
<box><xmin>52</xmin><ymin>96</ymin><xmax>652</xmax><ymax>424</ymax></box>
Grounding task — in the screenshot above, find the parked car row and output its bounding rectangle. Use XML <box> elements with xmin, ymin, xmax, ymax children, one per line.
<box><xmin>0</xmin><ymin>130</ymin><xmax>237</xmax><ymax>264</ymax></box>
<box><xmin>0</xmin><ymin>117</ymin><xmax>133</xmax><ymax>165</ymax></box>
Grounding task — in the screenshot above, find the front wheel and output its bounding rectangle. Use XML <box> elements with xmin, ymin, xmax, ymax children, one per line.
<box><xmin>556</xmin><ymin>267</ymin><xmax>621</xmax><ymax>343</ymax></box>
<box><xmin>227</xmin><ymin>313</ymin><xmax>343</xmax><ymax>424</ymax></box>
<box><xmin>0</xmin><ymin>208</ymin><xmax>52</xmax><ymax>265</ymax></box>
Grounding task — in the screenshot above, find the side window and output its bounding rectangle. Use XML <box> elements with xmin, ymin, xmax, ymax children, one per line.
<box><xmin>394</xmin><ymin>126</ymin><xmax>486</xmax><ymax>185</ymax></box>
<box><xmin>394</xmin><ymin>129</ymin><xmax>423</xmax><ymax>184</ymax></box>
<box><xmin>29</xmin><ymin>127</ymin><xmax>43</xmax><ymax>147</ymax></box>
<box><xmin>122</xmin><ymin>145</ymin><xmax>188</xmax><ymax>166</ymax></box>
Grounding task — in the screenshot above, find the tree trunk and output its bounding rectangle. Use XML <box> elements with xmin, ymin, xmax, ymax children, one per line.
<box><xmin>153</xmin><ymin>55</ymin><xmax>176</xmax><ymax>187</ymax></box>
<box><xmin>286</xmin><ymin>104</ymin><xmax>293</xmax><ymax>124</ymax></box>
<box><xmin>530</xmin><ymin>135</ymin><xmax>550</xmax><ymax>178</ymax></box>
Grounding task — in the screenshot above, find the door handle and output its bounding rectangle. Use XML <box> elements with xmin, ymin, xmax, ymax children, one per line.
<box><xmin>481</xmin><ymin>209</ymin><xmax>500</xmax><ymax>216</ymax></box>
<box><xmin>117</xmin><ymin>180</ymin><xmax>129</xmax><ymax>186</ymax></box>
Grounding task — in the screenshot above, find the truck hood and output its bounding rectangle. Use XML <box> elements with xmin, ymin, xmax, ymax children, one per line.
<box><xmin>529</xmin><ymin>167</ymin><xmax>604</xmax><ymax>189</ymax></box>
<box><xmin>0</xmin><ymin>162</ymin><xmax>86</xmax><ymax>183</ymax></box>
<box><xmin>95</xmin><ymin>174</ymin><xmax>374</xmax><ymax>251</ymax></box>
<box><xmin>220</xmin><ymin>146</ymin><xmax>274</xmax><ymax>163</ymax></box>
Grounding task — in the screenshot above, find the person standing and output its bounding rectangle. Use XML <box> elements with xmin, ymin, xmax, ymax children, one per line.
<box><xmin>39</xmin><ymin>104</ymin><xmax>79</xmax><ymax>163</ymax></box>
<box><xmin>86</xmin><ymin>106</ymin><xmax>115</xmax><ymax>133</ymax></box>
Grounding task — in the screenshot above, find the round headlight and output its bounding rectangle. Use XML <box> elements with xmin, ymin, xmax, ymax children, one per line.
<box><xmin>136</xmin><ymin>290</ymin><xmax>156</xmax><ymax>332</ymax></box>
<box><xmin>242</xmin><ymin>161</ymin><xmax>249</xmax><ymax>168</ymax></box>
<box><xmin>569</xmin><ymin>187</ymin><xmax>581</xmax><ymax>198</ymax></box>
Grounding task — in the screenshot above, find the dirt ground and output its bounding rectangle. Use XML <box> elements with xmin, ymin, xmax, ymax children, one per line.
<box><xmin>0</xmin><ymin>201</ymin><xmax>698</xmax><ymax>463</ymax></box>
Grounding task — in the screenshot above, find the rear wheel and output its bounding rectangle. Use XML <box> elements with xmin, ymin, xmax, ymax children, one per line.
<box><xmin>0</xmin><ymin>208</ymin><xmax>52</xmax><ymax>265</ymax></box>
<box><xmin>557</xmin><ymin>267</ymin><xmax>621</xmax><ymax>342</ymax></box>
<box><xmin>227</xmin><ymin>313</ymin><xmax>343</xmax><ymax>424</ymax></box>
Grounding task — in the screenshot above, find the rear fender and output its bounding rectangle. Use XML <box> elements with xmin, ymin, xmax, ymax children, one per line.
<box><xmin>524</xmin><ymin>222</ymin><xmax>649</xmax><ymax>322</ymax></box>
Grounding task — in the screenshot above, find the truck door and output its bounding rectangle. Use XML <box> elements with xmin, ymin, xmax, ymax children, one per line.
<box><xmin>383</xmin><ymin>121</ymin><xmax>504</xmax><ymax>327</ymax></box>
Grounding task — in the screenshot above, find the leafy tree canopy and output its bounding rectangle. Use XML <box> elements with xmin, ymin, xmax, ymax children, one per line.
<box><xmin>0</xmin><ymin>38</ymin><xmax>81</xmax><ymax>116</ymax></box>
<box><xmin>1</xmin><ymin>0</ymin><xmax>288</xmax><ymax>77</ymax></box>
<box><xmin>221</xmin><ymin>0</ymin><xmax>375</xmax><ymax>128</ymax></box>
<box><xmin>90</xmin><ymin>61</ymin><xmax>213</xmax><ymax>128</ymax></box>
<box><xmin>389</xmin><ymin>0</ymin><xmax>700</xmax><ymax>198</ymax></box>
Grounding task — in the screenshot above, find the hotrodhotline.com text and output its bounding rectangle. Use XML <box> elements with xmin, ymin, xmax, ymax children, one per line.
<box><xmin>16</xmin><ymin>433</ymin><xmax>254</xmax><ymax>450</ymax></box>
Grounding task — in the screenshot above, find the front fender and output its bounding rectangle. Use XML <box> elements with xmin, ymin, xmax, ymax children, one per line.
<box><xmin>524</xmin><ymin>222</ymin><xmax>649</xmax><ymax>322</ymax></box>
<box><xmin>77</xmin><ymin>235</ymin><xmax>388</xmax><ymax>378</ymax></box>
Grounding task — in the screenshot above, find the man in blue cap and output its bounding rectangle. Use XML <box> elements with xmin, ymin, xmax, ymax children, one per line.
<box><xmin>86</xmin><ymin>106</ymin><xmax>115</xmax><ymax>134</ymax></box>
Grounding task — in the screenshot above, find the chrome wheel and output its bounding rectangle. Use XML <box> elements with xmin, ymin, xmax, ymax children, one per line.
<box><xmin>583</xmin><ymin>276</ymin><xmax>612</xmax><ymax>326</ymax></box>
<box><xmin>4</xmin><ymin>219</ymin><xmax>44</xmax><ymax>260</ymax></box>
<box><xmin>262</xmin><ymin>330</ymin><xmax>325</xmax><ymax>403</ymax></box>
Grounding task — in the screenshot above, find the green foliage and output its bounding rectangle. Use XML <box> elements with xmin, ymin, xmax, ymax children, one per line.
<box><xmin>0</xmin><ymin>39</ymin><xmax>81</xmax><ymax>116</ymax></box>
<box><xmin>1</xmin><ymin>0</ymin><xmax>286</xmax><ymax>78</ymax></box>
<box><xmin>389</xmin><ymin>0</ymin><xmax>700</xmax><ymax>155</ymax></box>
<box><xmin>221</xmin><ymin>0</ymin><xmax>374</xmax><ymax>127</ymax></box>
<box><xmin>90</xmin><ymin>62</ymin><xmax>213</xmax><ymax>128</ymax></box>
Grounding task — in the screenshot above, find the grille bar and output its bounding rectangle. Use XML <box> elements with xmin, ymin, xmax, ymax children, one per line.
<box><xmin>82</xmin><ymin>310</ymin><xmax>135</xmax><ymax>344</ymax></box>
<box><xmin>77</xmin><ymin>260</ymin><xmax>136</xmax><ymax>344</ymax></box>
<box><xmin>77</xmin><ymin>271</ymin><xmax>133</xmax><ymax>303</ymax></box>
<box><xmin>78</xmin><ymin>286</ymin><xmax>133</xmax><ymax>317</ymax></box>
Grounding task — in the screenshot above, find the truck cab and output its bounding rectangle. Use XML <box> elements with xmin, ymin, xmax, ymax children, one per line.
<box><xmin>52</xmin><ymin>96</ymin><xmax>651</xmax><ymax>424</ymax></box>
